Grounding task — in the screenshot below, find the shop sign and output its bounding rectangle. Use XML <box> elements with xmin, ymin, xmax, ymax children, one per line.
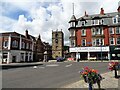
<box><xmin>70</xmin><ymin>46</ymin><xmax>109</xmax><ymax>52</ymax></box>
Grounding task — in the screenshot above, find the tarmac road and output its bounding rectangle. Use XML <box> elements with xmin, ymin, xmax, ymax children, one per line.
<box><xmin>2</xmin><ymin>62</ymin><xmax>109</xmax><ymax>88</ymax></box>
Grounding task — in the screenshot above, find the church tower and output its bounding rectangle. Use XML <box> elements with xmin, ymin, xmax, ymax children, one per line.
<box><xmin>52</xmin><ymin>30</ymin><xmax>64</xmax><ymax>59</ymax></box>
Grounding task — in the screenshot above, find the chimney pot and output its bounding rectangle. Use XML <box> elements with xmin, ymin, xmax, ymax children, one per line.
<box><xmin>100</xmin><ymin>8</ymin><xmax>104</xmax><ymax>15</ymax></box>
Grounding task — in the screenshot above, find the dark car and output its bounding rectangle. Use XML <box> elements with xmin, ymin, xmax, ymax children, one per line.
<box><xmin>56</xmin><ymin>57</ymin><xmax>65</xmax><ymax>62</ymax></box>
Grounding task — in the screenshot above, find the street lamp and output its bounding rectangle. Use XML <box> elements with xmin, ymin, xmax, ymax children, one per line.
<box><xmin>100</xmin><ymin>27</ymin><xmax>103</xmax><ymax>62</ymax></box>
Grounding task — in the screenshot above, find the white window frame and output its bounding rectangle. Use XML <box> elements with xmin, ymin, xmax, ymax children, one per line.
<box><xmin>3</xmin><ymin>40</ymin><xmax>8</xmax><ymax>48</ymax></box>
<box><xmin>81</xmin><ymin>39</ymin><xmax>86</xmax><ymax>46</ymax></box>
<box><xmin>70</xmin><ymin>22</ymin><xmax>75</xmax><ymax>27</ymax></box>
<box><xmin>92</xmin><ymin>39</ymin><xmax>96</xmax><ymax>46</ymax></box>
<box><xmin>26</xmin><ymin>43</ymin><xmax>29</xmax><ymax>49</ymax></box>
<box><xmin>12</xmin><ymin>40</ymin><xmax>18</xmax><ymax>47</ymax></box>
<box><xmin>81</xmin><ymin>29</ymin><xmax>86</xmax><ymax>36</ymax></box>
<box><xmin>116</xmin><ymin>37</ymin><xmax>120</xmax><ymax>45</ymax></box>
<box><xmin>113</xmin><ymin>15</ymin><xmax>118</xmax><ymax>24</ymax></box>
<box><xmin>116</xmin><ymin>27</ymin><xmax>120</xmax><ymax>34</ymax></box>
<box><xmin>110</xmin><ymin>38</ymin><xmax>115</xmax><ymax>45</ymax></box>
<box><xmin>22</xmin><ymin>42</ymin><xmax>25</xmax><ymax>48</ymax></box>
<box><xmin>81</xmin><ymin>21</ymin><xmax>85</xmax><ymax>26</ymax></box>
<box><xmin>109</xmin><ymin>28</ymin><xmax>114</xmax><ymax>34</ymax></box>
<box><xmin>92</xmin><ymin>28</ymin><xmax>96</xmax><ymax>35</ymax></box>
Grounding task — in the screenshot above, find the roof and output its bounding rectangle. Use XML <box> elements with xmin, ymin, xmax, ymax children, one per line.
<box><xmin>69</xmin><ymin>15</ymin><xmax>76</xmax><ymax>23</ymax></box>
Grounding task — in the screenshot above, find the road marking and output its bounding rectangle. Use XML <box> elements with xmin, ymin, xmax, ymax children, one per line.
<box><xmin>46</xmin><ymin>64</ymin><xmax>59</xmax><ymax>67</ymax></box>
<box><xmin>39</xmin><ymin>67</ymin><xmax>45</xmax><ymax>69</ymax></box>
<box><xmin>65</xmin><ymin>64</ymin><xmax>72</xmax><ymax>67</ymax></box>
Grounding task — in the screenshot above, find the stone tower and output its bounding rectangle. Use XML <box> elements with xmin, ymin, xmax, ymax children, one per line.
<box><xmin>52</xmin><ymin>30</ymin><xmax>64</xmax><ymax>59</ymax></box>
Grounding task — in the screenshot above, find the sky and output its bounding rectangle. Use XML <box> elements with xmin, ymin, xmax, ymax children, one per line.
<box><xmin>0</xmin><ymin>0</ymin><xmax>120</xmax><ymax>45</ymax></box>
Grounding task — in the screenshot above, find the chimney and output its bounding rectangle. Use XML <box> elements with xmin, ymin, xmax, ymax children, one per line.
<box><xmin>25</xmin><ymin>30</ymin><xmax>28</xmax><ymax>38</ymax></box>
<box><xmin>117</xmin><ymin>6</ymin><xmax>120</xmax><ymax>12</ymax></box>
<box><xmin>84</xmin><ymin>11</ymin><xmax>88</xmax><ymax>17</ymax></box>
<box><xmin>100</xmin><ymin>8</ymin><xmax>104</xmax><ymax>15</ymax></box>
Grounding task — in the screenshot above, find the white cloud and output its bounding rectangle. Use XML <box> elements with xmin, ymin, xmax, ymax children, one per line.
<box><xmin>1</xmin><ymin>0</ymin><xmax>120</xmax><ymax>46</ymax></box>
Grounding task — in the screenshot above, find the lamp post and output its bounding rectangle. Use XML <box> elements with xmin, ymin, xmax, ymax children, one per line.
<box><xmin>100</xmin><ymin>27</ymin><xmax>103</xmax><ymax>62</ymax></box>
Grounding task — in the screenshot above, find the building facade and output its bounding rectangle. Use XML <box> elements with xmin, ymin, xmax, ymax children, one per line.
<box><xmin>68</xmin><ymin>7</ymin><xmax>120</xmax><ymax>60</ymax></box>
<box><xmin>52</xmin><ymin>30</ymin><xmax>64</xmax><ymax>59</ymax></box>
<box><xmin>0</xmin><ymin>30</ymin><xmax>50</xmax><ymax>64</ymax></box>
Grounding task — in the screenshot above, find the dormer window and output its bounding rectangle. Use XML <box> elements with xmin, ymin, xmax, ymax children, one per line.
<box><xmin>81</xmin><ymin>21</ymin><xmax>85</xmax><ymax>26</ymax></box>
<box><xmin>91</xmin><ymin>20</ymin><xmax>99</xmax><ymax>25</ymax></box>
<box><xmin>113</xmin><ymin>15</ymin><xmax>118</xmax><ymax>24</ymax></box>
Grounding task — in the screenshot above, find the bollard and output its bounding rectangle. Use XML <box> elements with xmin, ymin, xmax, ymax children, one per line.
<box><xmin>89</xmin><ymin>83</ymin><xmax>93</xmax><ymax>90</ymax></box>
<box><xmin>114</xmin><ymin>66</ymin><xmax>118</xmax><ymax>78</ymax></box>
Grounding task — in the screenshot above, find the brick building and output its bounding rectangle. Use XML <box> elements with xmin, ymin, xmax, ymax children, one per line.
<box><xmin>68</xmin><ymin>7</ymin><xmax>120</xmax><ymax>60</ymax></box>
<box><xmin>0</xmin><ymin>30</ymin><xmax>51</xmax><ymax>64</ymax></box>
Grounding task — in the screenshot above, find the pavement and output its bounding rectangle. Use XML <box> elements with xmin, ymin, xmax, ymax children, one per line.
<box><xmin>61</xmin><ymin>71</ymin><xmax>120</xmax><ymax>89</ymax></box>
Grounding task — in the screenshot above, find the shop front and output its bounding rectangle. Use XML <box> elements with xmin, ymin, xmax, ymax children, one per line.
<box><xmin>110</xmin><ymin>46</ymin><xmax>120</xmax><ymax>60</ymax></box>
<box><xmin>70</xmin><ymin>46</ymin><xmax>110</xmax><ymax>61</ymax></box>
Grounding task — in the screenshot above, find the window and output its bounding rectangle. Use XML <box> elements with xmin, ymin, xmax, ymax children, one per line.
<box><xmin>12</xmin><ymin>40</ymin><xmax>18</xmax><ymax>47</ymax></box>
<box><xmin>30</xmin><ymin>44</ymin><xmax>32</xmax><ymax>49</ymax></box>
<box><xmin>81</xmin><ymin>39</ymin><xmax>86</xmax><ymax>46</ymax></box>
<box><xmin>92</xmin><ymin>20</ymin><xmax>95</xmax><ymax>25</ymax></box>
<box><xmin>109</xmin><ymin>28</ymin><xmax>114</xmax><ymax>34</ymax></box>
<box><xmin>81</xmin><ymin>21</ymin><xmax>85</xmax><ymax>26</ymax></box>
<box><xmin>110</xmin><ymin>38</ymin><xmax>115</xmax><ymax>45</ymax></box>
<box><xmin>92</xmin><ymin>28</ymin><xmax>95</xmax><ymax>35</ymax></box>
<box><xmin>81</xmin><ymin>29</ymin><xmax>86</xmax><ymax>36</ymax></box>
<box><xmin>92</xmin><ymin>39</ymin><xmax>96</xmax><ymax>46</ymax></box>
<box><xmin>113</xmin><ymin>15</ymin><xmax>118</xmax><ymax>24</ymax></box>
<box><xmin>71</xmin><ymin>40</ymin><xmax>75</xmax><ymax>47</ymax></box>
<box><xmin>96</xmin><ymin>28</ymin><xmax>100</xmax><ymax>35</ymax></box>
<box><xmin>91</xmin><ymin>20</ymin><xmax>99</xmax><ymax>25</ymax></box>
<box><xmin>70</xmin><ymin>22</ymin><xmax>75</xmax><ymax>27</ymax></box>
<box><xmin>3</xmin><ymin>41</ymin><xmax>8</xmax><ymax>48</ymax></box>
<box><xmin>96</xmin><ymin>39</ymin><xmax>100</xmax><ymax>45</ymax></box>
<box><xmin>116</xmin><ymin>37</ymin><xmax>120</xmax><ymax>45</ymax></box>
<box><xmin>20</xmin><ymin>53</ymin><xmax>24</xmax><ymax>61</ymax></box>
<box><xmin>55</xmin><ymin>39</ymin><xmax>58</xmax><ymax>43</ymax></box>
<box><xmin>22</xmin><ymin>42</ymin><xmax>25</xmax><ymax>48</ymax></box>
<box><xmin>116</xmin><ymin>27</ymin><xmax>120</xmax><ymax>34</ymax></box>
<box><xmin>26</xmin><ymin>43</ymin><xmax>29</xmax><ymax>49</ymax></box>
<box><xmin>55</xmin><ymin>33</ymin><xmax>58</xmax><ymax>37</ymax></box>
<box><xmin>70</xmin><ymin>30</ymin><xmax>75</xmax><ymax>36</ymax></box>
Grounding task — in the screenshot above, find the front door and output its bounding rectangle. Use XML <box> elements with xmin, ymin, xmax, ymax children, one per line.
<box><xmin>12</xmin><ymin>56</ymin><xmax>16</xmax><ymax>63</ymax></box>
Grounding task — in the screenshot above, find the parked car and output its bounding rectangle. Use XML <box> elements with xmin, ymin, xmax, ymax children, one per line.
<box><xmin>56</xmin><ymin>57</ymin><xmax>65</xmax><ymax>62</ymax></box>
<box><xmin>67</xmin><ymin>57</ymin><xmax>75</xmax><ymax>61</ymax></box>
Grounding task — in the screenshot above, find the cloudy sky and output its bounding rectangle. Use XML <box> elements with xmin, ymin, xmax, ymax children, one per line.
<box><xmin>0</xmin><ymin>0</ymin><xmax>119</xmax><ymax>45</ymax></box>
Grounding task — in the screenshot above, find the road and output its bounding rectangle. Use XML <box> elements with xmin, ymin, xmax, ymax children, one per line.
<box><xmin>2</xmin><ymin>62</ymin><xmax>109</xmax><ymax>88</ymax></box>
